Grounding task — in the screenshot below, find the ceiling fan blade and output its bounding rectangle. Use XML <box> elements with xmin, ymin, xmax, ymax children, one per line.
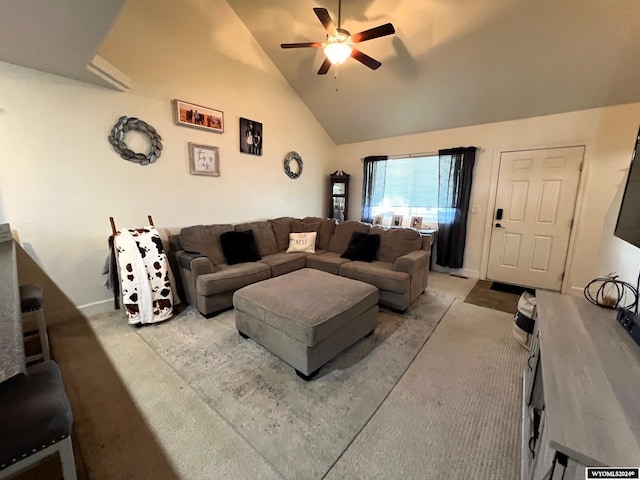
<box><xmin>313</xmin><ymin>7</ymin><xmax>337</xmax><ymax>35</ymax></box>
<box><xmin>351</xmin><ymin>49</ymin><xmax>382</xmax><ymax>70</ymax></box>
<box><xmin>317</xmin><ymin>57</ymin><xmax>332</xmax><ymax>75</ymax></box>
<box><xmin>352</xmin><ymin>23</ymin><xmax>395</xmax><ymax>43</ymax></box>
<box><xmin>281</xmin><ymin>42</ymin><xmax>323</xmax><ymax>49</ymax></box>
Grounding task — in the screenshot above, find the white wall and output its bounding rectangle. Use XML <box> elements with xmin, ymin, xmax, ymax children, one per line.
<box><xmin>0</xmin><ymin>0</ymin><xmax>336</xmax><ymax>314</ymax></box>
<box><xmin>336</xmin><ymin>103</ymin><xmax>640</xmax><ymax>294</ymax></box>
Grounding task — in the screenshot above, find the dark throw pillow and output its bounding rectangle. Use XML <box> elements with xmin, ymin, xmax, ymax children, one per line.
<box><xmin>220</xmin><ymin>230</ymin><xmax>261</xmax><ymax>265</ymax></box>
<box><xmin>340</xmin><ymin>232</ymin><xmax>380</xmax><ymax>262</ymax></box>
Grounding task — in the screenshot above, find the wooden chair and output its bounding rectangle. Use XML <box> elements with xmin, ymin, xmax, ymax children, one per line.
<box><xmin>0</xmin><ymin>361</ymin><xmax>76</xmax><ymax>479</ymax></box>
<box><xmin>19</xmin><ymin>284</ymin><xmax>51</xmax><ymax>363</ymax></box>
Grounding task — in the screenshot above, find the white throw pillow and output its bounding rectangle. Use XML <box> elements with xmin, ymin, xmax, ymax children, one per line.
<box><xmin>286</xmin><ymin>232</ymin><xmax>317</xmax><ymax>253</ymax></box>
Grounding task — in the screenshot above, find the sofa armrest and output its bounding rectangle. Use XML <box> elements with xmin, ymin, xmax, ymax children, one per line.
<box><xmin>178</xmin><ymin>251</ymin><xmax>215</xmax><ymax>274</ymax></box>
<box><xmin>393</xmin><ymin>249</ymin><xmax>431</xmax><ymax>302</ymax></box>
<box><xmin>393</xmin><ymin>250</ymin><xmax>430</xmax><ymax>274</ymax></box>
<box><xmin>177</xmin><ymin>250</ymin><xmax>215</xmax><ymax>306</ymax></box>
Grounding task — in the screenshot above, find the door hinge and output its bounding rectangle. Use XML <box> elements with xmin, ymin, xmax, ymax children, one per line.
<box><xmin>579</xmin><ymin>161</ymin><xmax>584</xmax><ymax>172</ymax></box>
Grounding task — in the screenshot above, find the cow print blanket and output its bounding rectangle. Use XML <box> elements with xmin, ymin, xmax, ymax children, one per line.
<box><xmin>114</xmin><ymin>226</ymin><xmax>175</xmax><ymax>325</ymax></box>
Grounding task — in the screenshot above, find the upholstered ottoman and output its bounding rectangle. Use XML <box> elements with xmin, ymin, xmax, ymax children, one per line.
<box><xmin>233</xmin><ymin>268</ymin><xmax>379</xmax><ymax>380</ymax></box>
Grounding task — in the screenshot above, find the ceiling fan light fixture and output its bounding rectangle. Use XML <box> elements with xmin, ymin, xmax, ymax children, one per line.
<box><xmin>324</xmin><ymin>37</ymin><xmax>352</xmax><ymax>65</ymax></box>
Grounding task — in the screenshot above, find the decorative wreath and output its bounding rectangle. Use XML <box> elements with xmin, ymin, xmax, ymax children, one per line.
<box><xmin>108</xmin><ymin>116</ymin><xmax>162</xmax><ymax>166</ymax></box>
<box><xmin>284</xmin><ymin>151</ymin><xmax>303</xmax><ymax>179</ymax></box>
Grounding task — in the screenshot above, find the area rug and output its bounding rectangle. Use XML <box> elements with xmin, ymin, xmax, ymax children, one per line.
<box><xmin>136</xmin><ymin>288</ymin><xmax>455</xmax><ymax>479</ymax></box>
<box><xmin>326</xmin><ymin>300</ymin><xmax>528</xmax><ymax>479</ymax></box>
<box><xmin>491</xmin><ymin>281</ymin><xmax>535</xmax><ymax>296</ymax></box>
<box><xmin>464</xmin><ymin>279</ymin><xmax>520</xmax><ymax>314</ymax></box>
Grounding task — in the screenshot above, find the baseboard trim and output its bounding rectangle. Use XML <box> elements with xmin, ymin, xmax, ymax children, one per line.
<box><xmin>431</xmin><ymin>266</ymin><xmax>480</xmax><ymax>279</ymax></box>
<box><xmin>47</xmin><ymin>298</ymin><xmax>115</xmax><ymax>324</ymax></box>
<box><xmin>568</xmin><ymin>286</ymin><xmax>584</xmax><ymax>296</ymax></box>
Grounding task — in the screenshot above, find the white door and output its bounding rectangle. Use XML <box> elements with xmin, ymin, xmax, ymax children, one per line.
<box><xmin>487</xmin><ymin>146</ymin><xmax>584</xmax><ymax>291</ymax></box>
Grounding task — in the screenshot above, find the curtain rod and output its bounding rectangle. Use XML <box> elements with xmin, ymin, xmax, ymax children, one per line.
<box><xmin>361</xmin><ymin>146</ymin><xmax>481</xmax><ymax>161</ymax></box>
<box><xmin>388</xmin><ymin>151</ymin><xmax>438</xmax><ymax>159</ymax></box>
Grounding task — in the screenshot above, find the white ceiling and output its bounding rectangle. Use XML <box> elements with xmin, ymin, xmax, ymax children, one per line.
<box><xmin>0</xmin><ymin>0</ymin><xmax>128</xmax><ymax>89</ymax></box>
<box><xmin>2</xmin><ymin>0</ymin><xmax>640</xmax><ymax>145</ymax></box>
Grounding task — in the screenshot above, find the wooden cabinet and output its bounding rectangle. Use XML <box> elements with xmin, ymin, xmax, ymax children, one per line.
<box><xmin>522</xmin><ymin>291</ymin><xmax>640</xmax><ymax>480</ymax></box>
<box><xmin>329</xmin><ymin>171</ymin><xmax>350</xmax><ymax>221</ymax></box>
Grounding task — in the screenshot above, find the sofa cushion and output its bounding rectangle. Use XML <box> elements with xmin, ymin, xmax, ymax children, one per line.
<box><xmin>286</xmin><ymin>232</ymin><xmax>317</xmax><ymax>253</ymax></box>
<box><xmin>291</xmin><ymin>221</ymin><xmax>320</xmax><ymax>248</ymax></box>
<box><xmin>179</xmin><ymin>224</ymin><xmax>234</xmax><ymax>265</ymax></box>
<box><xmin>306</xmin><ymin>251</ymin><xmax>352</xmax><ymax>275</ymax></box>
<box><xmin>220</xmin><ymin>230</ymin><xmax>261</xmax><ymax>265</ymax></box>
<box><xmin>370</xmin><ymin>225</ymin><xmax>423</xmax><ymax>263</ymax></box>
<box><xmin>327</xmin><ymin>221</ymin><xmax>370</xmax><ymax>254</ymax></box>
<box><xmin>340</xmin><ymin>261</ymin><xmax>410</xmax><ymax>294</ymax></box>
<box><xmin>303</xmin><ymin>217</ymin><xmax>337</xmax><ymax>250</ymax></box>
<box><xmin>292</xmin><ymin>221</ymin><xmax>320</xmax><ymax>233</ymax></box>
<box><xmin>341</xmin><ymin>232</ymin><xmax>380</xmax><ymax>262</ymax></box>
<box><xmin>269</xmin><ymin>217</ymin><xmax>299</xmax><ymax>251</ymax></box>
<box><xmin>259</xmin><ymin>252</ymin><xmax>307</xmax><ymax>277</ymax></box>
<box><xmin>196</xmin><ymin>263</ymin><xmax>271</xmax><ymax>296</ymax></box>
<box><xmin>235</xmin><ymin>221</ymin><xmax>279</xmax><ymax>256</ymax></box>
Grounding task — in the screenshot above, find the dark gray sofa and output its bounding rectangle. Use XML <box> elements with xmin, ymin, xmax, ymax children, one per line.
<box><xmin>176</xmin><ymin>217</ymin><xmax>432</xmax><ymax>316</ymax></box>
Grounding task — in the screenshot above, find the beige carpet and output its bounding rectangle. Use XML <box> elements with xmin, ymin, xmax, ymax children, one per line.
<box><xmin>135</xmin><ymin>287</ymin><xmax>455</xmax><ymax>479</ymax></box>
<box><xmin>47</xmin><ymin>309</ymin><xmax>282</xmax><ymax>480</ymax></box>
<box><xmin>326</xmin><ymin>300</ymin><xmax>528</xmax><ymax>479</ymax></box>
<box><xmin>27</xmin><ymin>275</ymin><xmax>528</xmax><ymax>480</ymax></box>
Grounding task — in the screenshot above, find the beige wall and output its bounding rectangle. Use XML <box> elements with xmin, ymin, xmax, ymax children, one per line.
<box><xmin>2</xmin><ymin>0</ymin><xmax>638</xmax><ymax>314</ymax></box>
<box><xmin>0</xmin><ymin>0</ymin><xmax>336</xmax><ymax>315</ymax></box>
<box><xmin>336</xmin><ymin>103</ymin><xmax>640</xmax><ymax>294</ymax></box>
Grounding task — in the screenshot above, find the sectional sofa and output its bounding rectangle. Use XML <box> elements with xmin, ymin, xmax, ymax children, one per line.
<box><xmin>175</xmin><ymin>217</ymin><xmax>432</xmax><ymax>316</ymax></box>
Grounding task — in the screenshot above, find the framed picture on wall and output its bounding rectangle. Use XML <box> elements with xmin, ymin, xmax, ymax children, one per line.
<box><xmin>392</xmin><ymin>215</ymin><xmax>403</xmax><ymax>227</ymax></box>
<box><xmin>188</xmin><ymin>142</ymin><xmax>220</xmax><ymax>176</ymax></box>
<box><xmin>239</xmin><ymin>117</ymin><xmax>263</xmax><ymax>155</ymax></box>
<box><xmin>174</xmin><ymin>100</ymin><xmax>224</xmax><ymax>133</ymax></box>
<box><xmin>410</xmin><ymin>216</ymin><xmax>423</xmax><ymax>230</ymax></box>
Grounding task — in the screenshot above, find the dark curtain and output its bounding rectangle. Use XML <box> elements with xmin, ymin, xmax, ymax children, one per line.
<box><xmin>361</xmin><ymin>155</ymin><xmax>388</xmax><ymax>223</ymax></box>
<box><xmin>437</xmin><ymin>147</ymin><xmax>477</xmax><ymax>268</ymax></box>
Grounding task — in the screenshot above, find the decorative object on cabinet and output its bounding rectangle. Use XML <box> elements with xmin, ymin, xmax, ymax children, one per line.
<box><xmin>188</xmin><ymin>143</ymin><xmax>220</xmax><ymax>176</ymax></box>
<box><xmin>410</xmin><ymin>216</ymin><xmax>423</xmax><ymax>229</ymax></box>
<box><xmin>239</xmin><ymin>117</ymin><xmax>262</xmax><ymax>155</ymax></box>
<box><xmin>392</xmin><ymin>215</ymin><xmax>403</xmax><ymax>227</ymax></box>
<box><xmin>329</xmin><ymin>170</ymin><xmax>350</xmax><ymax>221</ymax></box>
<box><xmin>173</xmin><ymin>99</ymin><xmax>224</xmax><ymax>133</ymax></box>
<box><xmin>284</xmin><ymin>151</ymin><xmax>303</xmax><ymax>179</ymax></box>
<box><xmin>108</xmin><ymin>116</ymin><xmax>162</xmax><ymax>166</ymax></box>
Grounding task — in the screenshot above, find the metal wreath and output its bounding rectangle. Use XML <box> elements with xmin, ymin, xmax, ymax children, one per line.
<box><xmin>284</xmin><ymin>151</ymin><xmax>303</xmax><ymax>179</ymax></box>
<box><xmin>108</xmin><ymin>116</ymin><xmax>163</xmax><ymax>166</ymax></box>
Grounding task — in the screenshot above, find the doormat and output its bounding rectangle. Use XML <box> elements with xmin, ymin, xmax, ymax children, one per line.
<box><xmin>490</xmin><ymin>282</ymin><xmax>535</xmax><ymax>296</ymax></box>
<box><xmin>464</xmin><ymin>280</ymin><xmax>520</xmax><ymax>314</ymax></box>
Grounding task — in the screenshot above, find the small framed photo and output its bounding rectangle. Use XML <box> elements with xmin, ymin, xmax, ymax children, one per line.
<box><xmin>239</xmin><ymin>117</ymin><xmax>263</xmax><ymax>155</ymax></box>
<box><xmin>410</xmin><ymin>216</ymin><xmax>423</xmax><ymax>230</ymax></box>
<box><xmin>372</xmin><ymin>215</ymin><xmax>383</xmax><ymax>226</ymax></box>
<box><xmin>392</xmin><ymin>215</ymin><xmax>403</xmax><ymax>227</ymax></box>
<box><xmin>189</xmin><ymin>142</ymin><xmax>220</xmax><ymax>176</ymax></box>
<box><xmin>174</xmin><ymin>99</ymin><xmax>224</xmax><ymax>133</ymax></box>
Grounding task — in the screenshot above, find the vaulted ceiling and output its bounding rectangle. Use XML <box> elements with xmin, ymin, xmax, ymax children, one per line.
<box><xmin>2</xmin><ymin>0</ymin><xmax>640</xmax><ymax>145</ymax></box>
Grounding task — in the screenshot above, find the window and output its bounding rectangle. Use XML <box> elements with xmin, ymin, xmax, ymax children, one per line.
<box><xmin>366</xmin><ymin>155</ymin><xmax>439</xmax><ymax>227</ymax></box>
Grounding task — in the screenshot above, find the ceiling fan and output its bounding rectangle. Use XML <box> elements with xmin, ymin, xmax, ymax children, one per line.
<box><xmin>281</xmin><ymin>0</ymin><xmax>395</xmax><ymax>75</ymax></box>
